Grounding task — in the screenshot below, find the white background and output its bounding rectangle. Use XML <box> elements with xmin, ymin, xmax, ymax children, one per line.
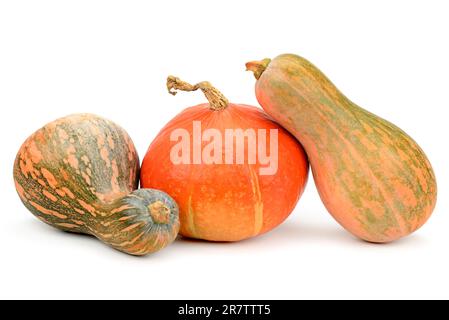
<box><xmin>0</xmin><ymin>0</ymin><xmax>448</xmax><ymax>300</ymax></box>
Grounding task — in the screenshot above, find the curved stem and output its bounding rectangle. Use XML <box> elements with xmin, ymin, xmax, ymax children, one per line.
<box><xmin>167</xmin><ymin>76</ymin><xmax>229</xmax><ymax>111</ymax></box>
<box><xmin>245</xmin><ymin>58</ymin><xmax>271</xmax><ymax>80</ymax></box>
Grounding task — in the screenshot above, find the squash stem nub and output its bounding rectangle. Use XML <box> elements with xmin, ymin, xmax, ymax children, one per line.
<box><xmin>167</xmin><ymin>76</ymin><xmax>229</xmax><ymax>111</ymax></box>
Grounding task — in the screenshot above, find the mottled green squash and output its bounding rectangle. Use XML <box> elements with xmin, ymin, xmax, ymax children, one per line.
<box><xmin>247</xmin><ymin>54</ymin><xmax>437</xmax><ymax>243</ymax></box>
<box><xmin>14</xmin><ymin>113</ymin><xmax>179</xmax><ymax>255</ymax></box>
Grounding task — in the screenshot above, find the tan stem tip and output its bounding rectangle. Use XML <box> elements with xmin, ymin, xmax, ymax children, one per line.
<box><xmin>166</xmin><ymin>75</ymin><xmax>229</xmax><ymax>111</ymax></box>
<box><xmin>245</xmin><ymin>58</ymin><xmax>271</xmax><ymax>80</ymax></box>
<box><xmin>148</xmin><ymin>201</ymin><xmax>170</xmax><ymax>224</ymax></box>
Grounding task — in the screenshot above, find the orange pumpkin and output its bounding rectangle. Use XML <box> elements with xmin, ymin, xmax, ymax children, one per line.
<box><xmin>246</xmin><ymin>54</ymin><xmax>437</xmax><ymax>242</ymax></box>
<box><xmin>141</xmin><ymin>76</ymin><xmax>309</xmax><ymax>241</ymax></box>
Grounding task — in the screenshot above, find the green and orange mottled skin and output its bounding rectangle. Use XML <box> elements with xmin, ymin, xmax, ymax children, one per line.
<box><xmin>14</xmin><ymin>114</ymin><xmax>179</xmax><ymax>255</ymax></box>
<box><xmin>142</xmin><ymin>104</ymin><xmax>309</xmax><ymax>242</ymax></box>
<box><xmin>247</xmin><ymin>54</ymin><xmax>437</xmax><ymax>243</ymax></box>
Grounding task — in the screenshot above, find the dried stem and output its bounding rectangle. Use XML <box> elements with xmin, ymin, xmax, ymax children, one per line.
<box><xmin>167</xmin><ymin>76</ymin><xmax>229</xmax><ymax>111</ymax></box>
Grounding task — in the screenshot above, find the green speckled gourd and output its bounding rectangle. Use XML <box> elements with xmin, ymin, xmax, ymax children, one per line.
<box><xmin>13</xmin><ymin>113</ymin><xmax>179</xmax><ymax>255</ymax></box>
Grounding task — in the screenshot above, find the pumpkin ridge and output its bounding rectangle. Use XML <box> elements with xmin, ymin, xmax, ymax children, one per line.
<box><xmin>247</xmin><ymin>164</ymin><xmax>264</xmax><ymax>236</ymax></box>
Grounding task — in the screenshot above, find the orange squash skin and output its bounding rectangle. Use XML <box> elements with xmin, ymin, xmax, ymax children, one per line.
<box><xmin>248</xmin><ymin>54</ymin><xmax>437</xmax><ymax>243</ymax></box>
<box><xmin>14</xmin><ymin>114</ymin><xmax>180</xmax><ymax>255</ymax></box>
<box><xmin>141</xmin><ymin>103</ymin><xmax>309</xmax><ymax>242</ymax></box>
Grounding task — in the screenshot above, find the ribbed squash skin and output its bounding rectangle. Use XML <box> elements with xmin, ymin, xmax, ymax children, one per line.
<box><xmin>14</xmin><ymin>113</ymin><xmax>179</xmax><ymax>255</ymax></box>
<box><xmin>249</xmin><ymin>54</ymin><xmax>437</xmax><ymax>243</ymax></box>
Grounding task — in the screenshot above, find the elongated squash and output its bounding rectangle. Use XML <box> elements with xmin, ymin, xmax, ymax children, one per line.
<box><xmin>14</xmin><ymin>113</ymin><xmax>179</xmax><ymax>255</ymax></box>
<box><xmin>247</xmin><ymin>54</ymin><xmax>437</xmax><ymax>243</ymax></box>
<box><xmin>141</xmin><ymin>76</ymin><xmax>309</xmax><ymax>242</ymax></box>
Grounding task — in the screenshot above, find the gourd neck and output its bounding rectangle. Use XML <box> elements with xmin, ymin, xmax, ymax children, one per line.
<box><xmin>167</xmin><ymin>76</ymin><xmax>229</xmax><ymax>111</ymax></box>
<box><xmin>246</xmin><ymin>58</ymin><xmax>271</xmax><ymax>80</ymax></box>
